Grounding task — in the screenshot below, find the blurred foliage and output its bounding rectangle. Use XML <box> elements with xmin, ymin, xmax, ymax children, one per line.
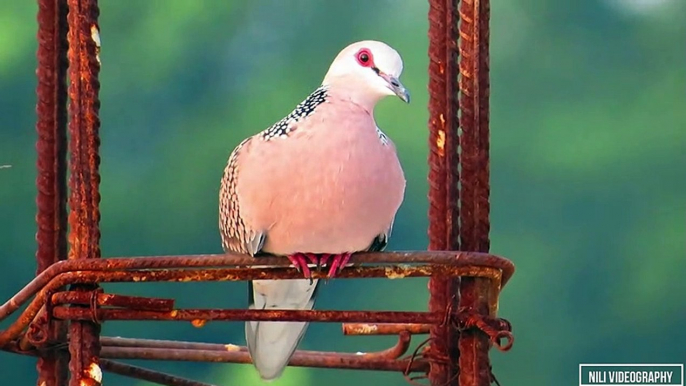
<box><xmin>1</xmin><ymin>0</ymin><xmax>685</xmax><ymax>385</ymax></box>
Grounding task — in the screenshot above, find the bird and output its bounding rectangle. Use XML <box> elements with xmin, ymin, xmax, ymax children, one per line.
<box><xmin>218</xmin><ymin>40</ymin><xmax>409</xmax><ymax>381</ymax></box>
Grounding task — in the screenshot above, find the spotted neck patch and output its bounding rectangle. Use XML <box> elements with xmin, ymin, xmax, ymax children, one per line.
<box><xmin>260</xmin><ymin>86</ymin><xmax>329</xmax><ymax>141</ymax></box>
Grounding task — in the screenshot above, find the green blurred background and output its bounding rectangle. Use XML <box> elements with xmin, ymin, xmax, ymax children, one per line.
<box><xmin>1</xmin><ymin>0</ymin><xmax>684</xmax><ymax>385</ymax></box>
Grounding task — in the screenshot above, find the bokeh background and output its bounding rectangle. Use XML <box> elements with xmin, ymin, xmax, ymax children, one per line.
<box><xmin>1</xmin><ymin>0</ymin><xmax>684</xmax><ymax>385</ymax></box>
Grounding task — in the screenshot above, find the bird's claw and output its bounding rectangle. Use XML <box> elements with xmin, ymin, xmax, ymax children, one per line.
<box><xmin>326</xmin><ymin>252</ymin><xmax>352</xmax><ymax>278</ymax></box>
<box><xmin>287</xmin><ymin>253</ymin><xmax>321</xmax><ymax>284</ymax></box>
<box><xmin>287</xmin><ymin>253</ymin><xmax>312</xmax><ymax>280</ymax></box>
<box><xmin>288</xmin><ymin>252</ymin><xmax>352</xmax><ymax>281</ymax></box>
<box><xmin>317</xmin><ymin>254</ymin><xmax>331</xmax><ymax>272</ymax></box>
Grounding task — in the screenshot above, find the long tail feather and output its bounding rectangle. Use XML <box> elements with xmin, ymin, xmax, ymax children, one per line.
<box><xmin>246</xmin><ymin>278</ymin><xmax>319</xmax><ymax>381</ymax></box>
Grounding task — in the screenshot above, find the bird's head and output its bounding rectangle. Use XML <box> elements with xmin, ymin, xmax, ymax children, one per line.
<box><xmin>322</xmin><ymin>40</ymin><xmax>410</xmax><ymax>106</ymax></box>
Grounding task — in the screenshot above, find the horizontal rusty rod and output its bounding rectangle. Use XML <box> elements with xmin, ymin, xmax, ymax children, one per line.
<box><xmin>100</xmin><ymin>360</ymin><xmax>217</xmax><ymax>386</ymax></box>
<box><xmin>2</xmin><ymin>265</ymin><xmax>468</xmax><ymax>346</ymax></box>
<box><xmin>54</xmin><ymin>307</ymin><xmax>443</xmax><ymax>324</ymax></box>
<box><xmin>0</xmin><ymin>251</ymin><xmax>514</xmax><ymax>319</ymax></box>
<box><xmin>343</xmin><ymin>323</ymin><xmax>431</xmax><ymax>335</ymax></box>
<box><xmin>101</xmin><ymin>331</ymin><xmax>412</xmax><ymax>361</ymax></box>
<box><xmin>100</xmin><ymin>346</ymin><xmax>428</xmax><ymax>373</ymax></box>
<box><xmin>6</xmin><ymin>332</ymin><xmax>417</xmax><ymax>374</ymax></box>
<box><xmin>4</xmin><ymin>348</ymin><xmax>217</xmax><ymax>386</ymax></box>
<box><xmin>51</xmin><ymin>291</ymin><xmax>175</xmax><ymax>311</ymax></box>
<box><xmin>0</xmin><ymin>253</ymin><xmax>512</xmax><ymax>347</ymax></box>
<box><xmin>0</xmin><ymin>255</ymin><xmax>508</xmax><ymax>321</ymax></box>
<box><xmin>101</xmin><ymin>337</ymin><xmax>239</xmax><ymax>350</ymax></box>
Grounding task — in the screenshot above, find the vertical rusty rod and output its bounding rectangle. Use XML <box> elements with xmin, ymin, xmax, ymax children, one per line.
<box><xmin>457</xmin><ymin>0</ymin><xmax>492</xmax><ymax>385</ymax></box>
<box><xmin>66</xmin><ymin>0</ymin><xmax>102</xmax><ymax>385</ymax></box>
<box><xmin>427</xmin><ymin>0</ymin><xmax>461</xmax><ymax>385</ymax></box>
<box><xmin>35</xmin><ymin>0</ymin><xmax>69</xmax><ymax>385</ymax></box>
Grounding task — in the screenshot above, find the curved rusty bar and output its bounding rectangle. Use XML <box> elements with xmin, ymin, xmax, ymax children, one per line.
<box><xmin>100</xmin><ymin>332</ymin><xmax>411</xmax><ymax>361</ymax></box>
<box><xmin>0</xmin><ymin>251</ymin><xmax>514</xmax><ymax>320</ymax></box>
<box><xmin>99</xmin><ymin>346</ymin><xmax>428</xmax><ymax>373</ymax></box>
<box><xmin>8</xmin><ymin>332</ymin><xmax>418</xmax><ymax>377</ymax></box>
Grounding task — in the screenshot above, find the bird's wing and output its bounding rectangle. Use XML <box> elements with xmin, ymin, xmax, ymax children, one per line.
<box><xmin>219</xmin><ymin>136</ymin><xmax>265</xmax><ymax>256</ymax></box>
<box><xmin>220</xmin><ymin>88</ymin><xmax>330</xmax><ymax>381</ymax></box>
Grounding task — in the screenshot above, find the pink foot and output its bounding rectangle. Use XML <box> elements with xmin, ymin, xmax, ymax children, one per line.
<box><xmin>287</xmin><ymin>253</ymin><xmax>319</xmax><ymax>280</ymax></box>
<box><xmin>324</xmin><ymin>252</ymin><xmax>352</xmax><ymax>278</ymax></box>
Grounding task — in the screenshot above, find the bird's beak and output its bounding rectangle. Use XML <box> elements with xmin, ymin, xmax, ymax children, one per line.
<box><xmin>379</xmin><ymin>72</ymin><xmax>410</xmax><ymax>103</ymax></box>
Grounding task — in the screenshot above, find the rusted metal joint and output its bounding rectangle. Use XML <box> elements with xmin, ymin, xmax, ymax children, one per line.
<box><xmin>51</xmin><ymin>290</ymin><xmax>176</xmax><ymax>312</ymax></box>
<box><xmin>454</xmin><ymin>312</ymin><xmax>513</xmax><ymax>352</ymax></box>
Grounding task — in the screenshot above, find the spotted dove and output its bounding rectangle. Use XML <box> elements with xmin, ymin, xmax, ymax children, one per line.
<box><xmin>218</xmin><ymin>40</ymin><xmax>409</xmax><ymax>380</ymax></box>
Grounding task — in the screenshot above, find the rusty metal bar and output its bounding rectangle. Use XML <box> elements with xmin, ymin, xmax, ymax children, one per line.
<box><xmin>0</xmin><ymin>251</ymin><xmax>514</xmax><ymax>321</ymax></box>
<box><xmin>5</xmin><ymin>331</ymin><xmax>432</xmax><ymax>374</ymax></box>
<box><xmin>35</xmin><ymin>0</ymin><xmax>69</xmax><ymax>384</ymax></box>
<box><xmin>100</xmin><ymin>360</ymin><xmax>216</xmax><ymax>386</ymax></box>
<box><xmin>66</xmin><ymin>0</ymin><xmax>102</xmax><ymax>385</ymax></box>
<box><xmin>457</xmin><ymin>0</ymin><xmax>490</xmax><ymax>254</ymax></box>
<box><xmin>51</xmin><ymin>291</ymin><xmax>176</xmax><ymax>311</ymax></box>
<box><xmin>53</xmin><ymin>307</ymin><xmax>446</xmax><ymax>324</ymax></box>
<box><xmin>343</xmin><ymin>323</ymin><xmax>431</xmax><ymax>335</ymax></box>
<box><xmin>100</xmin><ymin>347</ymin><xmax>427</xmax><ymax>373</ymax></box>
<box><xmin>0</xmin><ymin>260</ymin><xmax>509</xmax><ymax>346</ymax></box>
<box><xmin>427</xmin><ymin>0</ymin><xmax>461</xmax><ymax>384</ymax></box>
<box><xmin>100</xmin><ymin>332</ymin><xmax>412</xmax><ymax>361</ymax></box>
<box><xmin>457</xmin><ymin>0</ymin><xmax>493</xmax><ymax>385</ymax></box>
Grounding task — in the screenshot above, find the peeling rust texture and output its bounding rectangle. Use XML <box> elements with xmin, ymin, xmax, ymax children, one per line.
<box><xmin>53</xmin><ymin>307</ymin><xmax>446</xmax><ymax>324</ymax></box>
<box><xmin>0</xmin><ymin>251</ymin><xmax>512</xmax><ymax>321</ymax></box>
<box><xmin>51</xmin><ymin>291</ymin><xmax>175</xmax><ymax>312</ymax></box>
<box><xmin>0</xmin><ymin>252</ymin><xmax>514</xmax><ymax>347</ymax></box>
<box><xmin>65</xmin><ymin>0</ymin><xmax>102</xmax><ymax>385</ymax></box>
<box><xmin>458</xmin><ymin>0</ymin><xmax>493</xmax><ymax>385</ymax></box>
<box><xmin>35</xmin><ymin>0</ymin><xmax>70</xmax><ymax>384</ymax></box>
<box><xmin>342</xmin><ymin>323</ymin><xmax>431</xmax><ymax>336</ymax></box>
<box><xmin>427</xmin><ymin>0</ymin><xmax>462</xmax><ymax>384</ymax></box>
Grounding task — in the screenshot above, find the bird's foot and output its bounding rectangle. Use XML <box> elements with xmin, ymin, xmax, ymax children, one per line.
<box><xmin>287</xmin><ymin>253</ymin><xmax>319</xmax><ymax>283</ymax></box>
<box><xmin>320</xmin><ymin>252</ymin><xmax>352</xmax><ymax>278</ymax></box>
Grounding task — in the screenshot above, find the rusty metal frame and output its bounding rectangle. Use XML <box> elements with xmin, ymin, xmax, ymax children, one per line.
<box><xmin>2</xmin><ymin>0</ymin><xmax>510</xmax><ymax>385</ymax></box>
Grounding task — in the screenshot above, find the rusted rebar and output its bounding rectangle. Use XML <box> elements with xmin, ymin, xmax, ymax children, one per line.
<box><xmin>100</xmin><ymin>332</ymin><xmax>412</xmax><ymax>361</ymax></box>
<box><xmin>457</xmin><ymin>1</ymin><xmax>490</xmax><ymax>254</ymax></box>
<box><xmin>0</xmin><ymin>254</ymin><xmax>512</xmax><ymax>347</ymax></box>
<box><xmin>22</xmin><ymin>0</ymin><xmax>509</xmax><ymax>383</ymax></box>
<box><xmin>35</xmin><ymin>0</ymin><xmax>69</xmax><ymax>384</ymax></box>
<box><xmin>343</xmin><ymin>323</ymin><xmax>431</xmax><ymax>335</ymax></box>
<box><xmin>5</xmin><ymin>330</ymin><xmax>433</xmax><ymax>374</ymax></box>
<box><xmin>457</xmin><ymin>0</ymin><xmax>493</xmax><ymax>385</ymax></box>
<box><xmin>0</xmin><ymin>251</ymin><xmax>514</xmax><ymax>321</ymax></box>
<box><xmin>51</xmin><ymin>291</ymin><xmax>176</xmax><ymax>312</ymax></box>
<box><xmin>66</xmin><ymin>0</ymin><xmax>102</xmax><ymax>384</ymax></box>
<box><xmin>53</xmin><ymin>307</ymin><xmax>447</xmax><ymax>324</ymax></box>
<box><xmin>427</xmin><ymin>0</ymin><xmax>462</xmax><ymax>384</ymax></box>
<box><xmin>100</xmin><ymin>346</ymin><xmax>427</xmax><ymax>373</ymax></box>
<box><xmin>100</xmin><ymin>360</ymin><xmax>217</xmax><ymax>386</ymax></box>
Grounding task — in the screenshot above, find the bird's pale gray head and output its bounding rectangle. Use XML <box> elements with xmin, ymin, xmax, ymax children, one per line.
<box><xmin>322</xmin><ymin>40</ymin><xmax>410</xmax><ymax>104</ymax></box>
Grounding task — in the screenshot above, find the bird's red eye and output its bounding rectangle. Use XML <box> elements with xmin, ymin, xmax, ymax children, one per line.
<box><xmin>356</xmin><ymin>49</ymin><xmax>373</xmax><ymax>67</ymax></box>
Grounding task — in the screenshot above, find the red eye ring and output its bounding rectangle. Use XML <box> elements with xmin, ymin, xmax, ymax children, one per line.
<box><xmin>356</xmin><ymin>49</ymin><xmax>373</xmax><ymax>67</ymax></box>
